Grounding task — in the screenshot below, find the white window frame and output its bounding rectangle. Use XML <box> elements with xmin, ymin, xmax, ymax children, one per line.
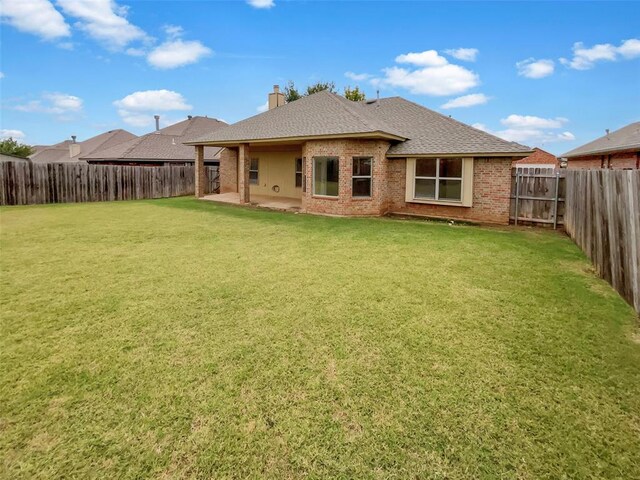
<box><xmin>352</xmin><ymin>157</ymin><xmax>373</xmax><ymax>198</ymax></box>
<box><xmin>406</xmin><ymin>157</ymin><xmax>473</xmax><ymax>207</ymax></box>
<box><xmin>295</xmin><ymin>158</ymin><xmax>303</xmax><ymax>189</ymax></box>
<box><xmin>249</xmin><ymin>158</ymin><xmax>259</xmax><ymax>185</ymax></box>
<box><xmin>312</xmin><ymin>156</ymin><xmax>339</xmax><ymax>197</ymax></box>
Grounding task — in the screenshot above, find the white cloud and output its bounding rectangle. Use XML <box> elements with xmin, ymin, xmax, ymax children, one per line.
<box><xmin>0</xmin><ymin>0</ymin><xmax>70</xmax><ymax>40</ymax></box>
<box><xmin>377</xmin><ymin>64</ymin><xmax>479</xmax><ymax>96</ymax></box>
<box><xmin>14</xmin><ymin>92</ymin><xmax>83</xmax><ymax>117</ymax></box>
<box><xmin>441</xmin><ymin>93</ymin><xmax>489</xmax><ymax>109</ymax></box>
<box><xmin>247</xmin><ymin>0</ymin><xmax>275</xmax><ymax>8</ymax></box>
<box><xmin>113</xmin><ymin>89</ymin><xmax>192</xmax><ymax>127</ymax></box>
<box><xmin>372</xmin><ymin>50</ymin><xmax>480</xmax><ymax>96</ymax></box>
<box><xmin>445</xmin><ymin>48</ymin><xmax>478</xmax><ymax>62</ymax></box>
<box><xmin>560</xmin><ymin>38</ymin><xmax>640</xmax><ymax>70</ymax></box>
<box><xmin>147</xmin><ymin>39</ymin><xmax>212</xmax><ymax>69</ymax></box>
<box><xmin>163</xmin><ymin>24</ymin><xmax>183</xmax><ymax>39</ymax></box>
<box><xmin>0</xmin><ymin>72</ymin><xmax>4</xmax><ymax>79</ymax></box>
<box><xmin>256</xmin><ymin>101</ymin><xmax>269</xmax><ymax>113</ymax></box>
<box><xmin>345</xmin><ymin>71</ymin><xmax>372</xmax><ymax>82</ymax></box>
<box><xmin>56</xmin><ymin>0</ymin><xmax>148</xmax><ymax>49</ymax></box>
<box><xmin>475</xmin><ymin>115</ymin><xmax>574</xmax><ymax>144</ymax></box>
<box><xmin>0</xmin><ymin>129</ymin><xmax>26</xmax><ymax>140</ymax></box>
<box><xmin>395</xmin><ymin>50</ymin><xmax>448</xmax><ymax>67</ymax></box>
<box><xmin>617</xmin><ymin>38</ymin><xmax>640</xmax><ymax>58</ymax></box>
<box><xmin>501</xmin><ymin>114</ymin><xmax>567</xmax><ymax>129</ymax></box>
<box><xmin>516</xmin><ymin>58</ymin><xmax>555</xmax><ymax>79</ymax></box>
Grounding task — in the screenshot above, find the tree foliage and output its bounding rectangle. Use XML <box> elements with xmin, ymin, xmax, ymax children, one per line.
<box><xmin>283</xmin><ymin>81</ymin><xmax>302</xmax><ymax>103</ymax></box>
<box><xmin>0</xmin><ymin>138</ymin><xmax>34</xmax><ymax>158</ymax></box>
<box><xmin>344</xmin><ymin>86</ymin><xmax>366</xmax><ymax>102</ymax></box>
<box><xmin>305</xmin><ymin>81</ymin><xmax>336</xmax><ymax>96</ymax></box>
<box><xmin>284</xmin><ymin>81</ymin><xmax>365</xmax><ymax>103</ymax></box>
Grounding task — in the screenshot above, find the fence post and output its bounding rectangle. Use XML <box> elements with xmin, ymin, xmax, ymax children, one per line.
<box><xmin>514</xmin><ymin>170</ymin><xmax>520</xmax><ymax>226</ymax></box>
<box><xmin>553</xmin><ymin>171</ymin><xmax>560</xmax><ymax>230</ymax></box>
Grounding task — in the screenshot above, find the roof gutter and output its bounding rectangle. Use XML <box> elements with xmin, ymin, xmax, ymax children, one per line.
<box><xmin>385</xmin><ymin>150</ymin><xmax>534</xmax><ymax>159</ymax></box>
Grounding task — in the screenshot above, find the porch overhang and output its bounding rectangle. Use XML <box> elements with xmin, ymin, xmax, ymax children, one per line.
<box><xmin>184</xmin><ymin>131</ymin><xmax>407</xmax><ymax>148</ymax></box>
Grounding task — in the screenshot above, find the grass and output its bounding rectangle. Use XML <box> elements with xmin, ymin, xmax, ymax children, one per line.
<box><xmin>1</xmin><ymin>197</ymin><xmax>639</xmax><ymax>479</ymax></box>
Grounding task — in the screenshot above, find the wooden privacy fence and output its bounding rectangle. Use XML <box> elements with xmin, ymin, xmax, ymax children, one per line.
<box><xmin>510</xmin><ymin>168</ymin><xmax>565</xmax><ymax>228</ymax></box>
<box><xmin>0</xmin><ymin>161</ymin><xmax>219</xmax><ymax>206</ymax></box>
<box><xmin>564</xmin><ymin>169</ymin><xmax>640</xmax><ymax>313</ymax></box>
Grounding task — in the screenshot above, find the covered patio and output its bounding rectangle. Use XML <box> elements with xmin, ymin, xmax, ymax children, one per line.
<box><xmin>201</xmin><ymin>192</ymin><xmax>302</xmax><ymax>212</ymax></box>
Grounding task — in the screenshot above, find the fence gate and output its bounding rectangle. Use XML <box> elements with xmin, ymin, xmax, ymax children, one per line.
<box><xmin>509</xmin><ymin>167</ymin><xmax>565</xmax><ymax>228</ymax></box>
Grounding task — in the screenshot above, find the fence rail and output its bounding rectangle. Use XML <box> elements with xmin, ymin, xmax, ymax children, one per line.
<box><xmin>0</xmin><ymin>161</ymin><xmax>218</xmax><ymax>206</ymax></box>
<box><xmin>510</xmin><ymin>168</ymin><xmax>565</xmax><ymax>227</ymax></box>
<box><xmin>564</xmin><ymin>169</ymin><xmax>640</xmax><ymax>313</ymax></box>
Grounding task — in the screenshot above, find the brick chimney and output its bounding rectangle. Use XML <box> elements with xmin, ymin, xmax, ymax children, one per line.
<box><xmin>268</xmin><ymin>85</ymin><xmax>285</xmax><ymax>110</ymax></box>
<box><xmin>69</xmin><ymin>135</ymin><xmax>80</xmax><ymax>158</ymax></box>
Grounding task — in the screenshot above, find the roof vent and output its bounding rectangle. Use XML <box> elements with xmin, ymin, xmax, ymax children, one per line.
<box><xmin>605</xmin><ymin>128</ymin><xmax>610</xmax><ymax>138</ymax></box>
<box><xmin>188</xmin><ymin>115</ymin><xmax>193</xmax><ymax>120</ymax></box>
<box><xmin>154</xmin><ymin>115</ymin><xmax>160</xmax><ymax>133</ymax></box>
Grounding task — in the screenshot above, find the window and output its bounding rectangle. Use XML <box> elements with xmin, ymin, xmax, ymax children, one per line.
<box><xmin>313</xmin><ymin>156</ymin><xmax>339</xmax><ymax>196</ymax></box>
<box><xmin>295</xmin><ymin>158</ymin><xmax>303</xmax><ymax>188</ymax></box>
<box><xmin>352</xmin><ymin>157</ymin><xmax>372</xmax><ymax>197</ymax></box>
<box><xmin>414</xmin><ymin>158</ymin><xmax>462</xmax><ymax>201</ymax></box>
<box><xmin>249</xmin><ymin>158</ymin><xmax>259</xmax><ymax>185</ymax></box>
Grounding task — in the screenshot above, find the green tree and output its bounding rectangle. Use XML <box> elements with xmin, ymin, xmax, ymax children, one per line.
<box><xmin>283</xmin><ymin>81</ymin><xmax>302</xmax><ymax>103</ymax></box>
<box><xmin>0</xmin><ymin>138</ymin><xmax>34</xmax><ymax>158</ymax></box>
<box><xmin>305</xmin><ymin>81</ymin><xmax>336</xmax><ymax>96</ymax></box>
<box><xmin>344</xmin><ymin>86</ymin><xmax>366</xmax><ymax>102</ymax></box>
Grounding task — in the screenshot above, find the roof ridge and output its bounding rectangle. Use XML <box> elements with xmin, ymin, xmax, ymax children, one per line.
<box><xmin>324</xmin><ymin>92</ymin><xmax>382</xmax><ymax>132</ymax></box>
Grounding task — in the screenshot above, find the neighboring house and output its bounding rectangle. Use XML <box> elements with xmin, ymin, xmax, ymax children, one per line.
<box><xmin>0</xmin><ymin>152</ymin><xmax>29</xmax><ymax>162</ymax></box>
<box><xmin>562</xmin><ymin>122</ymin><xmax>640</xmax><ymax>169</ymax></box>
<box><xmin>187</xmin><ymin>86</ymin><xmax>532</xmax><ymax>224</ymax></box>
<box><xmin>30</xmin><ymin>130</ymin><xmax>136</xmax><ymax>163</ymax></box>
<box><xmin>512</xmin><ymin>147</ymin><xmax>560</xmax><ymax>172</ymax></box>
<box><xmin>83</xmin><ymin>116</ymin><xmax>227</xmax><ymax>166</ymax></box>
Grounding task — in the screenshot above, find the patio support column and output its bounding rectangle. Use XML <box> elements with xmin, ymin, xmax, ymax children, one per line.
<box><xmin>194</xmin><ymin>145</ymin><xmax>205</xmax><ymax>198</ymax></box>
<box><xmin>238</xmin><ymin>143</ymin><xmax>250</xmax><ymax>204</ymax></box>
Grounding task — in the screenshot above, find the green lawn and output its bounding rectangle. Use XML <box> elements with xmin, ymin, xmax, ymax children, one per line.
<box><xmin>1</xmin><ymin>197</ymin><xmax>639</xmax><ymax>479</ymax></box>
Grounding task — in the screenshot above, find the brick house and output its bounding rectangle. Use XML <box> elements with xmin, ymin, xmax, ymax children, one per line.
<box><xmin>562</xmin><ymin>122</ymin><xmax>640</xmax><ymax>170</ymax></box>
<box><xmin>512</xmin><ymin>147</ymin><xmax>560</xmax><ymax>172</ymax></box>
<box><xmin>186</xmin><ymin>86</ymin><xmax>532</xmax><ymax>224</ymax></box>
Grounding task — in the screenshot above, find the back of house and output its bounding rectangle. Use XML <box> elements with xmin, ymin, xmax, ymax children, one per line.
<box><xmin>187</xmin><ymin>86</ymin><xmax>533</xmax><ymax>224</ymax></box>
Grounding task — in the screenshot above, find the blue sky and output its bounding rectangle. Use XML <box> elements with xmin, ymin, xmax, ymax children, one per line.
<box><xmin>1</xmin><ymin>0</ymin><xmax>639</xmax><ymax>155</ymax></box>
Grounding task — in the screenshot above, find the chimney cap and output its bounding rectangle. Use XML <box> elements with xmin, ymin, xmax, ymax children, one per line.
<box><xmin>71</xmin><ymin>135</ymin><xmax>77</xmax><ymax>143</ymax></box>
<box><xmin>273</xmin><ymin>84</ymin><xmax>280</xmax><ymax>93</ymax></box>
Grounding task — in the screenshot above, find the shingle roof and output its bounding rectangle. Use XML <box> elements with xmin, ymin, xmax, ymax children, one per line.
<box><xmin>188</xmin><ymin>91</ymin><xmax>531</xmax><ymax>156</ymax></box>
<box><xmin>514</xmin><ymin>147</ymin><xmax>559</xmax><ymax>165</ymax></box>
<box><xmin>562</xmin><ymin>122</ymin><xmax>640</xmax><ymax>158</ymax></box>
<box><xmin>377</xmin><ymin>97</ymin><xmax>531</xmax><ymax>155</ymax></box>
<box><xmin>83</xmin><ymin>116</ymin><xmax>226</xmax><ymax>162</ymax></box>
<box><xmin>30</xmin><ymin>129</ymin><xmax>136</xmax><ymax>163</ymax></box>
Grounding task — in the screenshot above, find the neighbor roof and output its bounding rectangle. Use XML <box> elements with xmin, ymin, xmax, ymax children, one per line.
<box><xmin>83</xmin><ymin>116</ymin><xmax>226</xmax><ymax>162</ymax></box>
<box><xmin>562</xmin><ymin>121</ymin><xmax>640</xmax><ymax>158</ymax></box>
<box><xmin>514</xmin><ymin>147</ymin><xmax>559</xmax><ymax>165</ymax></box>
<box><xmin>30</xmin><ymin>130</ymin><xmax>136</xmax><ymax>163</ymax></box>
<box><xmin>187</xmin><ymin>91</ymin><xmax>531</xmax><ymax>156</ymax></box>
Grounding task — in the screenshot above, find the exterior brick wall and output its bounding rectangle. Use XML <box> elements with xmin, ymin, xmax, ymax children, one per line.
<box><xmin>219</xmin><ymin>147</ymin><xmax>238</xmax><ymax>193</ymax></box>
<box><xmin>567</xmin><ymin>151</ymin><xmax>639</xmax><ymax>169</ymax></box>
<box><xmin>301</xmin><ymin>139</ymin><xmax>391</xmax><ymax>216</ymax></box>
<box><xmin>388</xmin><ymin>157</ymin><xmax>514</xmax><ymax>224</ymax></box>
<box><xmin>216</xmin><ymin>140</ymin><xmax>515</xmax><ymax>224</ymax></box>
